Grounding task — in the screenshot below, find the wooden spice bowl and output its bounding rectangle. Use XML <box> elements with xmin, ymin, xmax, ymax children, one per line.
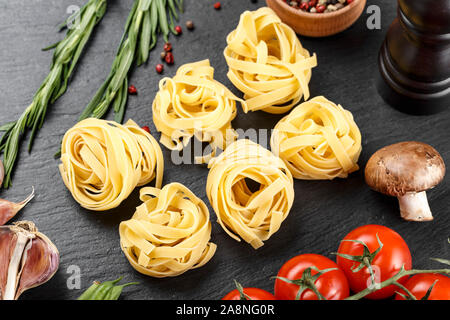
<box><xmin>266</xmin><ymin>0</ymin><xmax>367</xmax><ymax>37</ymax></box>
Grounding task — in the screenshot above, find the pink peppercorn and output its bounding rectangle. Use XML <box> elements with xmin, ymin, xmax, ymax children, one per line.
<box><xmin>163</xmin><ymin>42</ymin><xmax>172</xmax><ymax>52</ymax></box>
<box><xmin>156</xmin><ymin>63</ymin><xmax>164</xmax><ymax>74</ymax></box>
<box><xmin>128</xmin><ymin>85</ymin><xmax>137</xmax><ymax>95</ymax></box>
<box><xmin>316</xmin><ymin>4</ymin><xmax>326</xmax><ymax>13</ymax></box>
<box><xmin>300</xmin><ymin>3</ymin><xmax>309</xmax><ymax>10</ymax></box>
<box><xmin>165</xmin><ymin>52</ymin><xmax>174</xmax><ymax>65</ymax></box>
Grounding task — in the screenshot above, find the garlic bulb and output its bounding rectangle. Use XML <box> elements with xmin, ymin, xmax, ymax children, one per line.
<box><xmin>0</xmin><ymin>221</ymin><xmax>59</xmax><ymax>300</ymax></box>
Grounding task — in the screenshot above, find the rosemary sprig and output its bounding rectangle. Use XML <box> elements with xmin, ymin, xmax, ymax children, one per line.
<box><xmin>77</xmin><ymin>0</ymin><xmax>184</xmax><ymax>124</ymax></box>
<box><xmin>0</xmin><ymin>0</ymin><xmax>107</xmax><ymax>189</ymax></box>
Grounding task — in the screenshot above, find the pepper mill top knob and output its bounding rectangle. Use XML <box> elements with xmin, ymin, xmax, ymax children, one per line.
<box><xmin>399</xmin><ymin>0</ymin><xmax>450</xmax><ymax>33</ymax></box>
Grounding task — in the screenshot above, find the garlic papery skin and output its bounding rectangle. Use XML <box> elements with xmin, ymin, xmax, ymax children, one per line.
<box><xmin>0</xmin><ymin>221</ymin><xmax>59</xmax><ymax>300</ymax></box>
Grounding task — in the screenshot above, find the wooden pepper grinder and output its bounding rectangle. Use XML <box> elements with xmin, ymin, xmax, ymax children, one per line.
<box><xmin>378</xmin><ymin>0</ymin><xmax>450</xmax><ymax>115</ymax></box>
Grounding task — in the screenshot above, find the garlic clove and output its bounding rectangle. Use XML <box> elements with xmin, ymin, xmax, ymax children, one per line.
<box><xmin>15</xmin><ymin>232</ymin><xmax>59</xmax><ymax>299</ymax></box>
<box><xmin>0</xmin><ymin>187</ymin><xmax>35</xmax><ymax>226</ymax></box>
<box><xmin>0</xmin><ymin>221</ymin><xmax>59</xmax><ymax>300</ymax></box>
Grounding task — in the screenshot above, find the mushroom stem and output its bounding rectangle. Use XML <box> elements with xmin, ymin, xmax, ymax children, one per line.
<box><xmin>397</xmin><ymin>191</ymin><xmax>433</xmax><ymax>221</ymax></box>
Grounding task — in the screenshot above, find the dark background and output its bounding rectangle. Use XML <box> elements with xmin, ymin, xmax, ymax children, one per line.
<box><xmin>0</xmin><ymin>0</ymin><xmax>448</xmax><ymax>300</ymax></box>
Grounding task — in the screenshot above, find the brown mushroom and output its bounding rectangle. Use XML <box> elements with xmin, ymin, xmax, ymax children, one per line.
<box><xmin>365</xmin><ymin>141</ymin><xmax>445</xmax><ymax>222</ymax></box>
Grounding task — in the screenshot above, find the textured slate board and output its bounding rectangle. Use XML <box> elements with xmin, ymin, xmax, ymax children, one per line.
<box><xmin>0</xmin><ymin>0</ymin><xmax>448</xmax><ymax>300</ymax></box>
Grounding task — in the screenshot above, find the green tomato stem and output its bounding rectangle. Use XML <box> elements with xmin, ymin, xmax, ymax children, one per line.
<box><xmin>346</xmin><ymin>267</ymin><xmax>450</xmax><ymax>300</ymax></box>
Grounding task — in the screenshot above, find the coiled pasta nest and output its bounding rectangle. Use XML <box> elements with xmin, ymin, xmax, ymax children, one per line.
<box><xmin>206</xmin><ymin>139</ymin><xmax>294</xmax><ymax>249</ymax></box>
<box><xmin>120</xmin><ymin>183</ymin><xmax>217</xmax><ymax>278</ymax></box>
<box><xmin>59</xmin><ymin>118</ymin><xmax>163</xmax><ymax>211</ymax></box>
<box><xmin>152</xmin><ymin>60</ymin><xmax>245</xmax><ymax>164</ymax></box>
<box><xmin>271</xmin><ymin>96</ymin><xmax>362</xmax><ymax>180</ymax></box>
<box><xmin>224</xmin><ymin>7</ymin><xmax>317</xmax><ymax>114</ymax></box>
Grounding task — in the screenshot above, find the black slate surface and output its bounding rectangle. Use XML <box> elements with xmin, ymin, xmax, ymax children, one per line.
<box><xmin>0</xmin><ymin>0</ymin><xmax>448</xmax><ymax>300</ymax></box>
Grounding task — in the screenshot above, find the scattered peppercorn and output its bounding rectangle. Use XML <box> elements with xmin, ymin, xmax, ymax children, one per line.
<box><xmin>214</xmin><ymin>2</ymin><xmax>221</xmax><ymax>10</ymax></box>
<box><xmin>160</xmin><ymin>51</ymin><xmax>167</xmax><ymax>60</ymax></box>
<box><xmin>128</xmin><ymin>85</ymin><xmax>137</xmax><ymax>95</ymax></box>
<box><xmin>156</xmin><ymin>63</ymin><xmax>164</xmax><ymax>74</ymax></box>
<box><xmin>174</xmin><ymin>25</ymin><xmax>182</xmax><ymax>35</ymax></box>
<box><xmin>186</xmin><ymin>20</ymin><xmax>194</xmax><ymax>30</ymax></box>
<box><xmin>165</xmin><ymin>52</ymin><xmax>174</xmax><ymax>65</ymax></box>
<box><xmin>163</xmin><ymin>42</ymin><xmax>172</xmax><ymax>52</ymax></box>
<box><xmin>142</xmin><ymin>126</ymin><xmax>151</xmax><ymax>133</ymax></box>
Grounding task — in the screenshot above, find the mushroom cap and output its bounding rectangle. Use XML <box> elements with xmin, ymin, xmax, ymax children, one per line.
<box><xmin>365</xmin><ymin>141</ymin><xmax>445</xmax><ymax>196</ymax></box>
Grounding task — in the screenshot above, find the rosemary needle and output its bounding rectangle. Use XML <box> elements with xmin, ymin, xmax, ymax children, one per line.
<box><xmin>0</xmin><ymin>0</ymin><xmax>107</xmax><ymax>189</ymax></box>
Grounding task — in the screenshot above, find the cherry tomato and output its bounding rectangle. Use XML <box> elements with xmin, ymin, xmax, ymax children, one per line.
<box><xmin>222</xmin><ymin>288</ymin><xmax>275</xmax><ymax>300</ymax></box>
<box><xmin>336</xmin><ymin>225</ymin><xmax>412</xmax><ymax>300</ymax></box>
<box><xmin>274</xmin><ymin>254</ymin><xmax>349</xmax><ymax>300</ymax></box>
<box><xmin>395</xmin><ymin>274</ymin><xmax>450</xmax><ymax>300</ymax></box>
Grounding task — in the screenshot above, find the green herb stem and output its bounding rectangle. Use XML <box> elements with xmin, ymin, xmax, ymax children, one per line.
<box><xmin>0</xmin><ymin>0</ymin><xmax>107</xmax><ymax>189</ymax></box>
<box><xmin>77</xmin><ymin>0</ymin><xmax>184</xmax><ymax>125</ymax></box>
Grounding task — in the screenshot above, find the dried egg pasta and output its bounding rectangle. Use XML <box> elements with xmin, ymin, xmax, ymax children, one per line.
<box><xmin>119</xmin><ymin>183</ymin><xmax>216</xmax><ymax>278</ymax></box>
<box><xmin>271</xmin><ymin>96</ymin><xmax>362</xmax><ymax>180</ymax></box>
<box><xmin>152</xmin><ymin>60</ymin><xmax>245</xmax><ymax>164</ymax></box>
<box><xmin>224</xmin><ymin>7</ymin><xmax>317</xmax><ymax>114</ymax></box>
<box><xmin>59</xmin><ymin>118</ymin><xmax>163</xmax><ymax>211</ymax></box>
<box><xmin>206</xmin><ymin>139</ymin><xmax>294</xmax><ymax>249</ymax></box>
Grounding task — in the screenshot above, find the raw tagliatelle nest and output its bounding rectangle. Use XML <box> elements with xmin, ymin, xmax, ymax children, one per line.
<box><xmin>270</xmin><ymin>96</ymin><xmax>362</xmax><ymax>180</ymax></box>
<box><xmin>119</xmin><ymin>183</ymin><xmax>217</xmax><ymax>278</ymax></box>
<box><xmin>224</xmin><ymin>7</ymin><xmax>317</xmax><ymax>114</ymax></box>
<box><xmin>152</xmin><ymin>60</ymin><xmax>246</xmax><ymax>164</ymax></box>
<box><xmin>206</xmin><ymin>139</ymin><xmax>294</xmax><ymax>249</ymax></box>
<box><xmin>59</xmin><ymin>118</ymin><xmax>164</xmax><ymax>211</ymax></box>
